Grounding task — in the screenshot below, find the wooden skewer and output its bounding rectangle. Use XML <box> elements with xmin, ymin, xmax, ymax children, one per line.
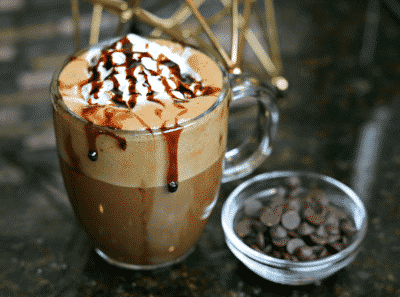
<box><xmin>184</xmin><ymin>0</ymin><xmax>232</xmax><ymax>69</ymax></box>
<box><xmin>71</xmin><ymin>0</ymin><xmax>81</xmax><ymax>51</ymax></box>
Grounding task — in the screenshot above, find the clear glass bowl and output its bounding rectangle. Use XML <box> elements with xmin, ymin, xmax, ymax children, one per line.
<box><xmin>221</xmin><ymin>171</ymin><xmax>368</xmax><ymax>285</ymax></box>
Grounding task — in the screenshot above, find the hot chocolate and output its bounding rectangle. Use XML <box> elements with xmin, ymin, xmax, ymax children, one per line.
<box><xmin>52</xmin><ymin>34</ymin><xmax>229</xmax><ymax>267</ymax></box>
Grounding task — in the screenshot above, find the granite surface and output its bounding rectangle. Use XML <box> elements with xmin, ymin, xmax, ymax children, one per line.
<box><xmin>1</xmin><ymin>0</ymin><xmax>400</xmax><ymax>296</ymax></box>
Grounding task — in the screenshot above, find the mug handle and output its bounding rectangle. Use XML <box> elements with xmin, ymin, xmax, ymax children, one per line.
<box><xmin>222</xmin><ymin>73</ymin><xmax>279</xmax><ymax>183</ymax></box>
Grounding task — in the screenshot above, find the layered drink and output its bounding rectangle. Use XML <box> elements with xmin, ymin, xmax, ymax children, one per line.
<box><xmin>52</xmin><ymin>34</ymin><xmax>229</xmax><ymax>267</ymax></box>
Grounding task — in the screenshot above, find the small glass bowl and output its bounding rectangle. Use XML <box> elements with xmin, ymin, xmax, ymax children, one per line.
<box><xmin>221</xmin><ymin>171</ymin><xmax>368</xmax><ymax>285</ymax></box>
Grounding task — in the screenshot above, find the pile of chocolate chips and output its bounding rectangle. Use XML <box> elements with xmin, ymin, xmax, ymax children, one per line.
<box><xmin>235</xmin><ymin>177</ymin><xmax>357</xmax><ymax>261</ymax></box>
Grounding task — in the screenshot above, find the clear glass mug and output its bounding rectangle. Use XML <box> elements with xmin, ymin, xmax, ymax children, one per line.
<box><xmin>51</xmin><ymin>36</ymin><xmax>279</xmax><ymax>269</ymax></box>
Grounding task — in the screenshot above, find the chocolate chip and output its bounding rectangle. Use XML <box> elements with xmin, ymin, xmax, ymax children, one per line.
<box><xmin>328</xmin><ymin>234</ymin><xmax>341</xmax><ymax>244</ymax></box>
<box><xmin>311</xmin><ymin>189</ymin><xmax>330</xmax><ymax>207</ymax></box>
<box><xmin>244</xmin><ymin>199</ymin><xmax>263</xmax><ymax>217</ymax></box>
<box><xmin>285</xmin><ymin>198</ymin><xmax>302</xmax><ymax>212</ymax></box>
<box><xmin>270</xmin><ymin>195</ymin><xmax>285</xmax><ymax>210</ymax></box>
<box><xmin>319</xmin><ymin>248</ymin><xmax>329</xmax><ymax>259</ymax></box>
<box><xmin>316</xmin><ymin>225</ymin><xmax>329</xmax><ymax>238</ymax></box>
<box><xmin>235</xmin><ymin>218</ymin><xmax>252</xmax><ymax>238</ymax></box>
<box><xmin>283</xmin><ymin>253</ymin><xmax>291</xmax><ymax>260</ymax></box>
<box><xmin>272</xmin><ymin>250</ymin><xmax>282</xmax><ymax>259</ymax></box>
<box><xmin>259</xmin><ymin>205</ymin><xmax>282</xmax><ymax>227</ymax></box>
<box><xmin>303</xmin><ymin>207</ymin><xmax>325</xmax><ymax>225</ymax></box>
<box><xmin>249</xmin><ymin>243</ymin><xmax>263</xmax><ymax>253</ymax></box>
<box><xmin>297</xmin><ymin>222</ymin><xmax>315</xmax><ymax>236</ymax></box>
<box><xmin>287</xmin><ymin>187</ymin><xmax>306</xmax><ymax>199</ymax></box>
<box><xmin>270</xmin><ymin>225</ymin><xmax>287</xmax><ymax>239</ymax></box>
<box><xmin>324</xmin><ymin>213</ymin><xmax>339</xmax><ymax>228</ymax></box>
<box><xmin>285</xmin><ymin>176</ymin><xmax>301</xmax><ymax>189</ymax></box>
<box><xmin>272</xmin><ymin>237</ymin><xmax>289</xmax><ymax>247</ymax></box>
<box><xmin>281</xmin><ymin>210</ymin><xmax>301</xmax><ymax>230</ymax></box>
<box><xmin>328</xmin><ymin>205</ymin><xmax>348</xmax><ymax>220</ymax></box>
<box><xmin>256</xmin><ymin>232</ymin><xmax>265</xmax><ymax>248</ymax></box>
<box><xmin>286</xmin><ymin>238</ymin><xmax>306</xmax><ymax>254</ymax></box>
<box><xmin>340</xmin><ymin>219</ymin><xmax>357</xmax><ymax>235</ymax></box>
<box><xmin>296</xmin><ymin>246</ymin><xmax>316</xmax><ymax>261</ymax></box>
<box><xmin>286</xmin><ymin>229</ymin><xmax>300</xmax><ymax>238</ymax></box>
<box><xmin>329</xmin><ymin>242</ymin><xmax>343</xmax><ymax>252</ymax></box>
<box><xmin>264</xmin><ymin>244</ymin><xmax>273</xmax><ymax>254</ymax></box>
<box><xmin>310</xmin><ymin>234</ymin><xmax>327</xmax><ymax>245</ymax></box>
<box><xmin>342</xmin><ymin>236</ymin><xmax>349</xmax><ymax>247</ymax></box>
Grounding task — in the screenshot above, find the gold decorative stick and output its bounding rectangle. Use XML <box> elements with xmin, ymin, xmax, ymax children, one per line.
<box><xmin>184</xmin><ymin>0</ymin><xmax>232</xmax><ymax>69</ymax></box>
<box><xmin>265</xmin><ymin>0</ymin><xmax>282</xmax><ymax>76</ymax></box>
<box><xmin>235</xmin><ymin>0</ymin><xmax>251</xmax><ymax>71</ymax></box>
<box><xmin>71</xmin><ymin>0</ymin><xmax>81</xmax><ymax>51</ymax></box>
<box><xmin>89</xmin><ymin>3</ymin><xmax>103</xmax><ymax>45</ymax></box>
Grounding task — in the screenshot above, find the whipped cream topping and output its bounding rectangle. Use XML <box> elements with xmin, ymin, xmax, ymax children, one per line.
<box><xmin>80</xmin><ymin>34</ymin><xmax>215</xmax><ymax>109</ymax></box>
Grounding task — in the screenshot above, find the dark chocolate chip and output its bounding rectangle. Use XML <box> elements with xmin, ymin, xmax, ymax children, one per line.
<box><xmin>244</xmin><ymin>199</ymin><xmax>263</xmax><ymax>217</ymax></box>
<box><xmin>270</xmin><ymin>225</ymin><xmax>287</xmax><ymax>239</ymax></box>
<box><xmin>310</xmin><ymin>234</ymin><xmax>327</xmax><ymax>245</ymax></box>
<box><xmin>264</xmin><ymin>244</ymin><xmax>273</xmax><ymax>254</ymax></box>
<box><xmin>329</xmin><ymin>242</ymin><xmax>343</xmax><ymax>252</ymax></box>
<box><xmin>303</xmin><ymin>207</ymin><xmax>325</xmax><ymax>225</ymax></box>
<box><xmin>342</xmin><ymin>236</ymin><xmax>349</xmax><ymax>247</ymax></box>
<box><xmin>297</xmin><ymin>222</ymin><xmax>315</xmax><ymax>236</ymax></box>
<box><xmin>285</xmin><ymin>198</ymin><xmax>302</xmax><ymax>212</ymax></box>
<box><xmin>286</xmin><ymin>238</ymin><xmax>306</xmax><ymax>254</ymax></box>
<box><xmin>296</xmin><ymin>246</ymin><xmax>316</xmax><ymax>261</ymax></box>
<box><xmin>285</xmin><ymin>176</ymin><xmax>301</xmax><ymax>189</ymax></box>
<box><xmin>287</xmin><ymin>229</ymin><xmax>300</xmax><ymax>238</ymax></box>
<box><xmin>270</xmin><ymin>195</ymin><xmax>285</xmax><ymax>210</ymax></box>
<box><xmin>319</xmin><ymin>248</ymin><xmax>329</xmax><ymax>259</ymax></box>
<box><xmin>328</xmin><ymin>234</ymin><xmax>341</xmax><ymax>244</ymax></box>
<box><xmin>283</xmin><ymin>253</ymin><xmax>291</xmax><ymax>260</ymax></box>
<box><xmin>235</xmin><ymin>218</ymin><xmax>252</xmax><ymax>238</ymax></box>
<box><xmin>249</xmin><ymin>244</ymin><xmax>263</xmax><ymax>253</ymax></box>
<box><xmin>341</xmin><ymin>219</ymin><xmax>357</xmax><ymax>235</ymax></box>
<box><xmin>316</xmin><ymin>225</ymin><xmax>329</xmax><ymax>238</ymax></box>
<box><xmin>272</xmin><ymin>237</ymin><xmax>289</xmax><ymax>247</ymax></box>
<box><xmin>256</xmin><ymin>232</ymin><xmax>265</xmax><ymax>248</ymax></box>
<box><xmin>281</xmin><ymin>210</ymin><xmax>301</xmax><ymax>230</ymax></box>
<box><xmin>272</xmin><ymin>250</ymin><xmax>282</xmax><ymax>259</ymax></box>
<box><xmin>260</xmin><ymin>205</ymin><xmax>282</xmax><ymax>227</ymax></box>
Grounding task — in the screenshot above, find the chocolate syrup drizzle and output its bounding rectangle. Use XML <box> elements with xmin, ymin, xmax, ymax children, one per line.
<box><xmin>83</xmin><ymin>36</ymin><xmax>220</xmax><ymax>109</ymax></box>
<box><xmin>84</xmin><ymin>122</ymin><xmax>127</xmax><ymax>162</ymax></box>
<box><xmin>161</xmin><ymin>124</ymin><xmax>182</xmax><ymax>193</ymax></box>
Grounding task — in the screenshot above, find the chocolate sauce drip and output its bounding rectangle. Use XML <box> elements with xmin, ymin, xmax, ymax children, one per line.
<box><xmin>88</xmin><ymin>149</ymin><xmax>98</xmax><ymax>161</ymax></box>
<box><xmin>161</xmin><ymin>125</ymin><xmax>182</xmax><ymax>193</ymax></box>
<box><xmin>168</xmin><ymin>181</ymin><xmax>178</xmax><ymax>193</ymax></box>
<box><xmin>84</xmin><ymin>122</ymin><xmax>127</xmax><ymax>161</ymax></box>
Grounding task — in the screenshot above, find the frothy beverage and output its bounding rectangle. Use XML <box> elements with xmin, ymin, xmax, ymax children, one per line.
<box><xmin>52</xmin><ymin>34</ymin><xmax>228</xmax><ymax>266</ymax></box>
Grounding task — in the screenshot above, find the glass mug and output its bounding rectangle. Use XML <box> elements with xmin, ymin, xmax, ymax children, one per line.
<box><xmin>51</xmin><ymin>36</ymin><xmax>279</xmax><ymax>269</ymax></box>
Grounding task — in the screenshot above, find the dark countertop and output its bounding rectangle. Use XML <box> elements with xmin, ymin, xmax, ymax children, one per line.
<box><xmin>1</xmin><ymin>0</ymin><xmax>400</xmax><ymax>296</ymax></box>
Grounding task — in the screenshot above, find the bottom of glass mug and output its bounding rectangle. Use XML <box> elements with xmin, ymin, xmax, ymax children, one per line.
<box><xmin>95</xmin><ymin>247</ymin><xmax>196</xmax><ymax>270</ymax></box>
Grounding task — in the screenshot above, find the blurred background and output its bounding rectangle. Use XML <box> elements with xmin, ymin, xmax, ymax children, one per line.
<box><xmin>1</xmin><ymin>0</ymin><xmax>400</xmax><ymax>296</ymax></box>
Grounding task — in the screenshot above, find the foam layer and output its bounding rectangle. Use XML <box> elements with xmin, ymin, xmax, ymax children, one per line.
<box><xmin>58</xmin><ymin>35</ymin><xmax>223</xmax><ymax>130</ymax></box>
